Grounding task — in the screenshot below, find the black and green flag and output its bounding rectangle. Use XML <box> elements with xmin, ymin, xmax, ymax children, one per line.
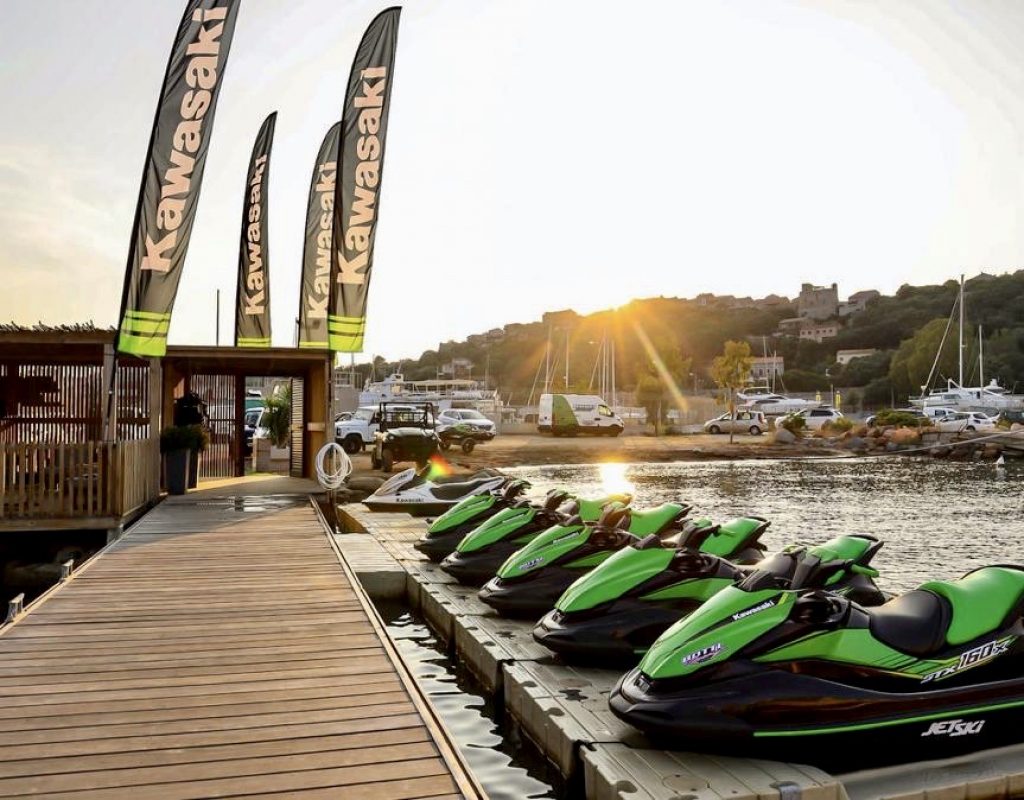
<box><xmin>235</xmin><ymin>112</ymin><xmax>276</xmax><ymax>348</ymax></box>
<box><xmin>329</xmin><ymin>7</ymin><xmax>401</xmax><ymax>353</ymax></box>
<box><xmin>298</xmin><ymin>122</ymin><xmax>341</xmax><ymax>349</ymax></box>
<box><xmin>116</xmin><ymin>0</ymin><xmax>242</xmax><ymax>357</ymax></box>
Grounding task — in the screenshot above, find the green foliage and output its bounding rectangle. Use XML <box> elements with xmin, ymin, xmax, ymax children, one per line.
<box><xmin>778</xmin><ymin>414</ymin><xmax>807</xmax><ymax>435</ymax></box>
<box><xmin>889</xmin><ymin>318</ymin><xmax>961</xmax><ymax>398</ymax></box>
<box><xmin>873</xmin><ymin>409</ymin><xmax>924</xmax><ymax>428</ymax></box>
<box><xmin>833</xmin><ymin>351</ymin><xmax>892</xmax><ymax>387</ymax></box>
<box><xmin>821</xmin><ymin>417</ymin><xmax>854</xmax><ymax>434</ymax></box>
<box><xmin>262</xmin><ymin>385</ymin><xmax>293</xmax><ymax>448</ymax></box>
<box><xmin>779</xmin><ymin>368</ymin><xmax>829</xmax><ymax>392</ymax></box>
<box><xmin>636</xmin><ymin>374</ymin><xmax>666</xmax><ymax>433</ymax></box>
<box><xmin>863</xmin><ymin>376</ymin><xmax>893</xmax><ymax>407</ymax></box>
<box><xmin>711</xmin><ymin>341</ymin><xmax>753</xmax><ymax>443</ymax></box>
<box><xmin>160</xmin><ymin>425</ymin><xmax>207</xmax><ymax>453</ymax></box>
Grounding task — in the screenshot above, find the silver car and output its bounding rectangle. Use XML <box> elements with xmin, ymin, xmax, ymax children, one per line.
<box><xmin>704</xmin><ymin>410</ymin><xmax>767</xmax><ymax>436</ymax></box>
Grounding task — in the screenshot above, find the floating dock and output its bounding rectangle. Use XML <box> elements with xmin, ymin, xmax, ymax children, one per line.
<box><xmin>337</xmin><ymin>504</ymin><xmax>1024</xmax><ymax>800</ymax></box>
<box><xmin>0</xmin><ymin>488</ymin><xmax>481</xmax><ymax>799</ymax></box>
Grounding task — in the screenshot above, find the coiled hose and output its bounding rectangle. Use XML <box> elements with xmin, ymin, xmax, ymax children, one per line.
<box><xmin>316</xmin><ymin>441</ymin><xmax>352</xmax><ymax>490</ymax></box>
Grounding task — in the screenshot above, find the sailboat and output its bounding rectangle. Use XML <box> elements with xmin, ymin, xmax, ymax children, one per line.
<box><xmin>910</xmin><ymin>276</ymin><xmax>1024</xmax><ymax>413</ymax></box>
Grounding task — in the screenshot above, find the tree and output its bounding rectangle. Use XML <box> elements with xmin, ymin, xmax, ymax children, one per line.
<box><xmin>710</xmin><ymin>340</ymin><xmax>753</xmax><ymax>443</ymax></box>
<box><xmin>888</xmin><ymin>318</ymin><xmax>964</xmax><ymax>399</ymax></box>
<box><xmin>636</xmin><ymin>374</ymin><xmax>665</xmax><ymax>434</ymax></box>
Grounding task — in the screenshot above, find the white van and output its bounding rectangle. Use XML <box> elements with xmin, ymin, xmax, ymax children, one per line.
<box><xmin>537</xmin><ymin>394</ymin><xmax>624</xmax><ymax>437</ymax></box>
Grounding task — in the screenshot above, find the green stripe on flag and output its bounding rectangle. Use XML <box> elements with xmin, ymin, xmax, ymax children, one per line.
<box><xmin>298</xmin><ymin>341</ymin><xmax>329</xmax><ymax>349</ymax></box>
<box><xmin>125</xmin><ymin>309</ymin><xmax>171</xmax><ymax>321</ymax></box>
<box><xmin>329</xmin><ymin>332</ymin><xmax>365</xmax><ymax>352</ymax></box>
<box><xmin>236</xmin><ymin>338</ymin><xmax>272</xmax><ymax>347</ymax></box>
<box><xmin>120</xmin><ymin>317</ymin><xmax>170</xmax><ymax>335</ymax></box>
<box><xmin>117</xmin><ymin>331</ymin><xmax>167</xmax><ymax>357</ymax></box>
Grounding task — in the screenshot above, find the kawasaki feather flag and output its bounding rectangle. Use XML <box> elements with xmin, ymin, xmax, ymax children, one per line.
<box><xmin>329</xmin><ymin>7</ymin><xmax>401</xmax><ymax>353</ymax></box>
<box><xmin>116</xmin><ymin>0</ymin><xmax>241</xmax><ymax>357</ymax></box>
<box><xmin>298</xmin><ymin>122</ymin><xmax>341</xmax><ymax>349</ymax></box>
<box><xmin>235</xmin><ymin>112</ymin><xmax>276</xmax><ymax>347</ymax></box>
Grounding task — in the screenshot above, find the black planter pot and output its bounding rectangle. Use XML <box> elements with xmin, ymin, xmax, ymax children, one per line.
<box><xmin>187</xmin><ymin>449</ymin><xmax>200</xmax><ymax>489</ymax></box>
<box><xmin>164</xmin><ymin>449</ymin><xmax>190</xmax><ymax>496</ymax></box>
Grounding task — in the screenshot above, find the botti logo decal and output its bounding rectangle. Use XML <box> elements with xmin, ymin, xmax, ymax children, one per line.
<box><xmin>681</xmin><ymin>643</ymin><xmax>723</xmax><ymax>666</ymax></box>
<box><xmin>921</xmin><ymin>719</ymin><xmax>985</xmax><ymax>738</ymax></box>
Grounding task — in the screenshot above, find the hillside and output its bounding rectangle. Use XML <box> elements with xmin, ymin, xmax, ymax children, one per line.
<box><xmin>375</xmin><ymin>271</ymin><xmax>1024</xmax><ymax>406</ymax></box>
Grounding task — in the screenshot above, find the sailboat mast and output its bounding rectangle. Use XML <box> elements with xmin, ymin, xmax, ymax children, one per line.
<box><xmin>611</xmin><ymin>337</ymin><xmax>617</xmax><ymax>410</ymax></box>
<box><xmin>565</xmin><ymin>330</ymin><xmax>570</xmax><ymax>389</ymax></box>
<box><xmin>958</xmin><ymin>274</ymin><xmax>965</xmax><ymax>386</ymax></box>
<box><xmin>979</xmin><ymin>324</ymin><xmax>984</xmax><ymax>387</ymax></box>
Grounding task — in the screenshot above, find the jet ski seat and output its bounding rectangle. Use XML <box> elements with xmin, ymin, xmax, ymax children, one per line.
<box><xmin>919</xmin><ymin>566</ymin><xmax>1024</xmax><ymax>646</ymax></box>
<box><xmin>867</xmin><ymin>591</ymin><xmax>950</xmax><ymax>657</ymax></box>
<box><xmin>868</xmin><ymin>567</ymin><xmax>1024</xmax><ymax>656</ymax></box>
<box><xmin>626</xmin><ymin>503</ymin><xmax>691</xmax><ymax>536</ymax></box>
<box><xmin>430</xmin><ymin>478</ymin><xmax>509</xmax><ymax>501</ymax></box>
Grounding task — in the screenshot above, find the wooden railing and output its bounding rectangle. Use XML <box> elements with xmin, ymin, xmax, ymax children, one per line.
<box><xmin>0</xmin><ymin>439</ymin><xmax>160</xmax><ymax>523</ymax></box>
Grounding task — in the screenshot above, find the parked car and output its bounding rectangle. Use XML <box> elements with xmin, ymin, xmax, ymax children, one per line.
<box><xmin>436</xmin><ymin>409</ymin><xmax>496</xmax><ymax>439</ymax></box>
<box><xmin>703</xmin><ymin>410</ymin><xmax>767</xmax><ymax>436</ymax></box>
<box><xmin>243</xmin><ymin>406</ymin><xmax>266</xmax><ymax>456</ymax></box>
<box><xmin>776</xmin><ymin>406</ymin><xmax>845</xmax><ymax>431</ymax></box>
<box><xmin>934</xmin><ymin>412</ymin><xmax>998</xmax><ymax>433</ymax></box>
<box><xmin>371</xmin><ymin>402</ymin><xmax>441</xmax><ymax>472</ymax></box>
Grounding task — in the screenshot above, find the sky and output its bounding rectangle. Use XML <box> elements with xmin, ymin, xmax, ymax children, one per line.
<box><xmin>3</xmin><ymin>0</ymin><xmax>1024</xmax><ymax>361</ymax></box>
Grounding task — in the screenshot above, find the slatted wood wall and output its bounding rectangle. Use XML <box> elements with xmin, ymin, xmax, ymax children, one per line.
<box><xmin>191</xmin><ymin>374</ymin><xmax>237</xmax><ymax>479</ymax></box>
<box><xmin>0</xmin><ymin>360</ymin><xmax>151</xmax><ymax>444</ymax></box>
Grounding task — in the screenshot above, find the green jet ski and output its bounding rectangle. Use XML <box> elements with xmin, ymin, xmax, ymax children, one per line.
<box><xmin>439</xmin><ymin>491</ymin><xmax>632</xmax><ymax>585</ymax></box>
<box><xmin>610</xmin><ymin>541</ymin><xmax>1024</xmax><ymax>768</ymax></box>
<box><xmin>414</xmin><ymin>478</ymin><xmax>532</xmax><ymax>562</ymax></box>
<box><xmin>533</xmin><ymin>516</ymin><xmax>771</xmax><ymax>664</ymax></box>
<box><xmin>478</xmin><ymin>503</ymin><xmax>692</xmax><ymax>618</ymax></box>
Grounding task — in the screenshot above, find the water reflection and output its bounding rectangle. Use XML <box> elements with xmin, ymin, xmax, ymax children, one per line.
<box><xmin>597</xmin><ymin>461</ymin><xmax>635</xmax><ymax>498</ymax></box>
<box><xmin>383</xmin><ymin>606</ymin><xmax>561</xmax><ymax>800</ymax></box>
<box><xmin>508</xmin><ymin>458</ymin><xmax>1024</xmax><ymax>593</ymax></box>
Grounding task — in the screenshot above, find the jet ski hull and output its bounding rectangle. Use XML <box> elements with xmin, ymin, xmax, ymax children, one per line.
<box><xmin>362</xmin><ymin>498</ymin><xmax>458</xmax><ymax>516</ymax></box>
<box><xmin>440</xmin><ymin>542</ymin><xmax>523</xmax><ymax>586</ymax></box>
<box><xmin>534</xmin><ymin>600</ymin><xmax>693</xmax><ymax>665</ymax></box>
<box><xmin>415</xmin><ymin>522</ymin><xmax>492</xmax><ymax>562</ymax></box>
<box><xmin>478</xmin><ymin>567</ymin><xmax>581</xmax><ymax>618</ymax></box>
<box><xmin>610</xmin><ymin>662</ymin><xmax>1024</xmax><ymax>769</ymax></box>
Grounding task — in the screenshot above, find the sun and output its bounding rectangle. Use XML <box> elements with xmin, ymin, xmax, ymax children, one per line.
<box><xmin>598</xmin><ymin>462</ymin><xmax>635</xmax><ymax>497</ymax></box>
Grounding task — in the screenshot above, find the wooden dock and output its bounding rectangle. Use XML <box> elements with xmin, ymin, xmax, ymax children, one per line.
<box><xmin>0</xmin><ymin>492</ymin><xmax>481</xmax><ymax>799</ymax></box>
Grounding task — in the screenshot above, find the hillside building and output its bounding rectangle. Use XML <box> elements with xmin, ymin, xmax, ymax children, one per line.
<box><xmin>836</xmin><ymin>348</ymin><xmax>878</xmax><ymax>365</ymax></box>
<box><xmin>798</xmin><ymin>283</ymin><xmax>840</xmax><ymax>320</ymax></box>
<box><xmin>750</xmin><ymin>355</ymin><xmax>785</xmax><ymax>381</ymax></box>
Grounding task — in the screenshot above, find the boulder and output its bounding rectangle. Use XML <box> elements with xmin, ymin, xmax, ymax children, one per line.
<box><xmin>885</xmin><ymin>441</ymin><xmax>900</xmax><ymax>452</ymax></box>
<box><xmin>347</xmin><ymin>476</ymin><xmax>386</xmax><ymax>492</ymax></box>
<box><xmin>888</xmin><ymin>427</ymin><xmax>921</xmax><ymax>446</ymax></box>
<box><xmin>843</xmin><ymin>436</ymin><xmax>866</xmax><ymax>451</ymax></box>
<box><xmin>774</xmin><ymin>428</ymin><xmax>797</xmax><ymax>444</ymax></box>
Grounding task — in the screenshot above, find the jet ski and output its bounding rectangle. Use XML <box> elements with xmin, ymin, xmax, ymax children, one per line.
<box><xmin>533</xmin><ymin>516</ymin><xmax>771</xmax><ymax>664</ymax></box>
<box><xmin>414</xmin><ymin>478</ymin><xmax>533</xmax><ymax>562</ymax></box>
<box><xmin>362</xmin><ymin>466</ymin><xmax>508</xmax><ymax>516</ymax></box>
<box><xmin>609</xmin><ymin>542</ymin><xmax>1024</xmax><ymax>768</ymax></box>
<box><xmin>439</xmin><ymin>491</ymin><xmax>632</xmax><ymax>585</ymax></box>
<box><xmin>478</xmin><ymin>503</ymin><xmax>691</xmax><ymax>618</ymax></box>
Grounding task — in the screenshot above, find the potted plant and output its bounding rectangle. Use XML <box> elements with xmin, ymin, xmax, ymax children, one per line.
<box><xmin>185</xmin><ymin>424</ymin><xmax>210</xmax><ymax>489</ymax></box>
<box><xmin>160</xmin><ymin>425</ymin><xmax>194</xmax><ymax>495</ymax></box>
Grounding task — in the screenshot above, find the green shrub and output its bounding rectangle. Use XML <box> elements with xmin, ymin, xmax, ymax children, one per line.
<box><xmin>821</xmin><ymin>417</ymin><xmax>854</xmax><ymax>434</ymax></box>
<box><xmin>874</xmin><ymin>409</ymin><xmax>923</xmax><ymax>428</ymax></box>
<box><xmin>262</xmin><ymin>385</ymin><xmax>293</xmax><ymax>448</ymax></box>
<box><xmin>160</xmin><ymin>425</ymin><xmax>207</xmax><ymax>453</ymax></box>
<box><xmin>778</xmin><ymin>414</ymin><xmax>807</xmax><ymax>435</ymax></box>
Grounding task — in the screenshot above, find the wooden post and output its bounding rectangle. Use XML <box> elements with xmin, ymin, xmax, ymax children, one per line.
<box><xmin>234</xmin><ymin>373</ymin><xmax>245</xmax><ymax>478</ymax></box>
<box><xmin>101</xmin><ymin>344</ymin><xmax>117</xmax><ymax>442</ymax></box>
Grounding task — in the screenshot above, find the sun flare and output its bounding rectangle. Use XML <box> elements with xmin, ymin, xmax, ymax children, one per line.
<box><xmin>598</xmin><ymin>462</ymin><xmax>635</xmax><ymax>498</ymax></box>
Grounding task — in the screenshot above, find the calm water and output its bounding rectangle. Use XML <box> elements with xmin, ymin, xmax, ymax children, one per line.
<box><xmin>380</xmin><ymin>602</ymin><xmax>564</xmax><ymax>800</ymax></box>
<box><xmin>506</xmin><ymin>457</ymin><xmax>1024</xmax><ymax>593</ymax></box>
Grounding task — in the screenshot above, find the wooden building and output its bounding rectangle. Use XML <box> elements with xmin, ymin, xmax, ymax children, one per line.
<box><xmin>0</xmin><ymin>327</ymin><xmax>331</xmax><ymax>533</ymax></box>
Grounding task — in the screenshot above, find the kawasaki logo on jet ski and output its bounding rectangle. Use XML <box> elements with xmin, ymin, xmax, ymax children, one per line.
<box><xmin>519</xmin><ymin>557</ymin><xmax>545</xmax><ymax>571</ymax></box>
<box><xmin>681</xmin><ymin>643</ymin><xmax>723</xmax><ymax>666</ymax></box>
<box><xmin>920</xmin><ymin>637</ymin><xmax>1013</xmax><ymax>684</ymax></box>
<box><xmin>921</xmin><ymin>719</ymin><xmax>985</xmax><ymax>738</ymax></box>
<box><xmin>731</xmin><ymin>599</ymin><xmax>776</xmax><ymax>621</ymax></box>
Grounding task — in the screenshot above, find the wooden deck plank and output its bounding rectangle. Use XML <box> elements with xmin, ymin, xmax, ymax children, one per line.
<box><xmin>0</xmin><ymin>496</ymin><xmax>476</xmax><ymax>799</ymax></box>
